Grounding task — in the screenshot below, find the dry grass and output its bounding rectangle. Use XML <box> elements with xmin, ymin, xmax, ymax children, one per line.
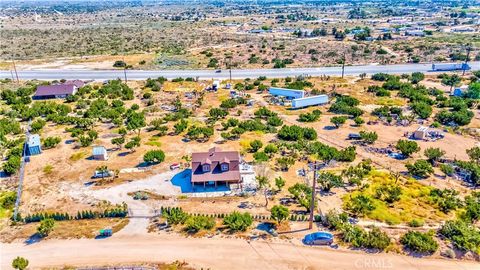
<box><xmin>0</xmin><ymin>218</ymin><xmax>129</xmax><ymax>243</ymax></box>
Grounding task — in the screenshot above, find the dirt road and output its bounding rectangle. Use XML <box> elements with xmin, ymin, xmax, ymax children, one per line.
<box><xmin>1</xmin><ymin>234</ymin><xmax>477</xmax><ymax>270</ymax></box>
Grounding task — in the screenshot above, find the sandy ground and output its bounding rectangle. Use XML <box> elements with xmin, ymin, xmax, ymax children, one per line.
<box><xmin>1</xmin><ymin>234</ymin><xmax>478</xmax><ymax>270</ymax></box>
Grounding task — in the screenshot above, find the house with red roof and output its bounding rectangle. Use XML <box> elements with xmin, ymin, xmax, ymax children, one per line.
<box><xmin>191</xmin><ymin>147</ymin><xmax>242</xmax><ymax>189</ymax></box>
<box><xmin>33</xmin><ymin>82</ymin><xmax>82</xmax><ymax>99</ymax></box>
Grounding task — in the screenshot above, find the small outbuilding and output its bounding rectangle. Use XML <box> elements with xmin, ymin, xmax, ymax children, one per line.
<box><xmin>26</xmin><ymin>134</ymin><xmax>42</xmax><ymax>156</ymax></box>
<box><xmin>413</xmin><ymin>126</ymin><xmax>429</xmax><ymax>140</ymax></box>
<box><xmin>92</xmin><ymin>146</ymin><xmax>108</xmax><ymax>160</ymax></box>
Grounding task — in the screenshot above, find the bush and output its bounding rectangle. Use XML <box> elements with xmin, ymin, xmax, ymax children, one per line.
<box><xmin>185</xmin><ymin>215</ymin><xmax>215</xmax><ymax>232</ymax></box>
<box><xmin>253</xmin><ymin>151</ymin><xmax>269</xmax><ymax>162</ymax></box>
<box><xmin>223</xmin><ymin>211</ymin><xmax>253</xmax><ymax>231</ymax></box>
<box><xmin>163</xmin><ymin>207</ymin><xmax>188</xmax><ymax>225</ymax></box>
<box><xmin>359</xmin><ymin>131</ymin><xmax>378</xmax><ymax>144</ymax></box>
<box><xmin>439</xmin><ymin>219</ymin><xmax>480</xmax><ymax>252</ymax></box>
<box><xmin>270</xmin><ymin>205</ymin><xmax>289</xmax><ymax>224</ymax></box>
<box><xmin>12</xmin><ymin>257</ymin><xmax>29</xmax><ymax>270</ymax></box>
<box><xmin>43</xmin><ymin>136</ymin><xmax>61</xmax><ymax>149</ymax></box>
<box><xmin>323</xmin><ymin>210</ymin><xmax>349</xmax><ymax>230</ymax></box>
<box><xmin>278</xmin><ymin>125</ymin><xmax>317</xmax><ymax>141</ymax></box>
<box><xmin>408</xmin><ymin>219</ymin><xmax>424</xmax><ymax>227</ymax></box>
<box><xmin>37</xmin><ymin>218</ymin><xmax>55</xmax><ymax>237</ymax></box>
<box><xmin>345</xmin><ymin>194</ymin><xmax>375</xmax><ymax>217</ymax></box>
<box><xmin>400</xmin><ymin>231</ymin><xmax>438</xmax><ymax>254</ymax></box>
<box><xmin>143</xmin><ymin>150</ymin><xmax>165</xmax><ymax>164</ymax></box>
<box><xmin>330</xmin><ymin>116</ymin><xmax>347</xmax><ymax>128</ymax></box>
<box><xmin>406</xmin><ymin>160</ymin><xmax>433</xmax><ymax>178</ymax></box>
<box><xmin>395</xmin><ymin>140</ymin><xmax>420</xmax><ymax>157</ymax></box>
<box><xmin>249</xmin><ymin>140</ymin><xmax>263</xmax><ymax>152</ymax></box>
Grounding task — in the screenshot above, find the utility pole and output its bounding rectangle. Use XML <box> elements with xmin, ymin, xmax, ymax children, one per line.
<box><xmin>123</xmin><ymin>56</ymin><xmax>127</xmax><ymax>83</ymax></box>
<box><xmin>12</xmin><ymin>58</ymin><xmax>19</xmax><ymax>83</ymax></box>
<box><xmin>341</xmin><ymin>53</ymin><xmax>346</xmax><ymax>79</ymax></box>
<box><xmin>462</xmin><ymin>44</ymin><xmax>471</xmax><ymax>76</ymax></box>
<box><xmin>308</xmin><ymin>161</ymin><xmax>320</xmax><ymax>230</ymax></box>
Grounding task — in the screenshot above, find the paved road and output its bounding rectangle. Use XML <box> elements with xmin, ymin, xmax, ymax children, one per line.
<box><xmin>1</xmin><ymin>62</ymin><xmax>479</xmax><ymax>80</ymax></box>
<box><xmin>1</xmin><ymin>235</ymin><xmax>478</xmax><ymax>270</ymax></box>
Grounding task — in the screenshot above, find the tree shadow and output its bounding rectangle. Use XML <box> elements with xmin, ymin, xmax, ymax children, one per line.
<box><xmin>118</xmin><ymin>151</ymin><xmax>131</xmax><ymax>157</ymax></box>
<box><xmin>24</xmin><ymin>233</ymin><xmax>42</xmax><ymax>245</ymax></box>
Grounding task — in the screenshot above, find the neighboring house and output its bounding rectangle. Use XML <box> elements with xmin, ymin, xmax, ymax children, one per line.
<box><xmin>64</xmin><ymin>80</ymin><xmax>85</xmax><ymax>88</ymax></box>
<box><xmin>92</xmin><ymin>146</ymin><xmax>108</xmax><ymax>160</ymax></box>
<box><xmin>34</xmin><ymin>84</ymin><xmax>78</xmax><ymax>99</ymax></box>
<box><xmin>191</xmin><ymin>147</ymin><xmax>241</xmax><ymax>188</ymax></box>
<box><xmin>26</xmin><ymin>134</ymin><xmax>42</xmax><ymax>156</ymax></box>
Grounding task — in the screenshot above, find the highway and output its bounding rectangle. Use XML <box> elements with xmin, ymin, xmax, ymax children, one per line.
<box><xmin>1</xmin><ymin>62</ymin><xmax>479</xmax><ymax>80</ymax></box>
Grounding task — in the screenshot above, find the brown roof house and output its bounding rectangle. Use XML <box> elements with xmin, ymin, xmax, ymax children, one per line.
<box><xmin>34</xmin><ymin>83</ymin><xmax>79</xmax><ymax>99</ymax></box>
<box><xmin>191</xmin><ymin>147</ymin><xmax>241</xmax><ymax>190</ymax></box>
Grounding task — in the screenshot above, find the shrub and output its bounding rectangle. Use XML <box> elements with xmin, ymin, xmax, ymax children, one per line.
<box><xmin>270</xmin><ymin>205</ymin><xmax>290</xmax><ymax>224</ymax></box>
<box><xmin>185</xmin><ymin>215</ymin><xmax>215</xmax><ymax>232</ymax></box>
<box><xmin>43</xmin><ymin>136</ymin><xmax>61</xmax><ymax>149</ymax></box>
<box><xmin>223</xmin><ymin>211</ymin><xmax>253</xmax><ymax>231</ymax></box>
<box><xmin>253</xmin><ymin>151</ymin><xmax>269</xmax><ymax>162</ymax></box>
<box><xmin>408</xmin><ymin>219</ymin><xmax>424</xmax><ymax>227</ymax></box>
<box><xmin>12</xmin><ymin>257</ymin><xmax>29</xmax><ymax>270</ymax></box>
<box><xmin>359</xmin><ymin>131</ymin><xmax>378</xmax><ymax>144</ymax></box>
<box><xmin>395</xmin><ymin>140</ymin><xmax>420</xmax><ymax>157</ymax></box>
<box><xmin>323</xmin><ymin>210</ymin><xmax>349</xmax><ymax>230</ymax></box>
<box><xmin>346</xmin><ymin>194</ymin><xmax>375</xmax><ymax>217</ymax></box>
<box><xmin>400</xmin><ymin>231</ymin><xmax>438</xmax><ymax>254</ymax></box>
<box><xmin>37</xmin><ymin>218</ymin><xmax>55</xmax><ymax>237</ymax></box>
<box><xmin>406</xmin><ymin>160</ymin><xmax>433</xmax><ymax>178</ymax></box>
<box><xmin>163</xmin><ymin>208</ymin><xmax>188</xmax><ymax>225</ymax></box>
<box><xmin>330</xmin><ymin>116</ymin><xmax>347</xmax><ymax>128</ymax></box>
<box><xmin>439</xmin><ymin>219</ymin><xmax>480</xmax><ymax>252</ymax></box>
<box><xmin>249</xmin><ymin>140</ymin><xmax>263</xmax><ymax>152</ymax></box>
<box><xmin>143</xmin><ymin>150</ymin><xmax>165</xmax><ymax>164</ymax></box>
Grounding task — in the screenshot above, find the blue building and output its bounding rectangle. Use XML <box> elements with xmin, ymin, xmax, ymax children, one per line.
<box><xmin>269</xmin><ymin>87</ymin><xmax>305</xmax><ymax>99</ymax></box>
<box><xmin>292</xmin><ymin>95</ymin><xmax>329</xmax><ymax>109</ymax></box>
<box><xmin>26</xmin><ymin>134</ymin><xmax>42</xmax><ymax>156</ymax></box>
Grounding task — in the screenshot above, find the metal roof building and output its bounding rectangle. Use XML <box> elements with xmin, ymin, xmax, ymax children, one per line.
<box><xmin>92</xmin><ymin>146</ymin><xmax>108</xmax><ymax>160</ymax></box>
<box><xmin>269</xmin><ymin>87</ymin><xmax>305</xmax><ymax>99</ymax></box>
<box><xmin>26</xmin><ymin>134</ymin><xmax>42</xmax><ymax>156</ymax></box>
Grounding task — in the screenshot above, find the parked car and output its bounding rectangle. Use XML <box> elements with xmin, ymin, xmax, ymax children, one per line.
<box><xmin>170</xmin><ymin>163</ymin><xmax>180</xmax><ymax>170</ymax></box>
<box><xmin>215</xmin><ymin>69</ymin><xmax>222</xmax><ymax>73</ymax></box>
<box><xmin>303</xmin><ymin>232</ymin><xmax>334</xmax><ymax>245</ymax></box>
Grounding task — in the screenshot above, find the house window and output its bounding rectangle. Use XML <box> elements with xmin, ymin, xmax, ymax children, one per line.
<box><xmin>221</xmin><ymin>163</ymin><xmax>229</xmax><ymax>171</ymax></box>
<box><xmin>202</xmin><ymin>164</ymin><xmax>210</xmax><ymax>172</ymax></box>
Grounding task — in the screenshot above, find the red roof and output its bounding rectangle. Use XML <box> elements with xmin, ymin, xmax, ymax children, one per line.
<box><xmin>35</xmin><ymin>84</ymin><xmax>77</xmax><ymax>97</ymax></box>
<box><xmin>191</xmin><ymin>147</ymin><xmax>241</xmax><ymax>183</ymax></box>
<box><xmin>64</xmin><ymin>80</ymin><xmax>85</xmax><ymax>88</ymax></box>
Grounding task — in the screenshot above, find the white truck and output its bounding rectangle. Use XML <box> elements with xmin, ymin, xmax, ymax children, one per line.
<box><xmin>431</xmin><ymin>63</ymin><xmax>470</xmax><ymax>71</ymax></box>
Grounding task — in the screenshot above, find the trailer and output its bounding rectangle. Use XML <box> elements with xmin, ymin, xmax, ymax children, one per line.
<box><xmin>291</xmin><ymin>95</ymin><xmax>328</xmax><ymax>109</ymax></box>
<box><xmin>431</xmin><ymin>63</ymin><xmax>470</xmax><ymax>72</ymax></box>
<box><xmin>268</xmin><ymin>87</ymin><xmax>305</xmax><ymax>99</ymax></box>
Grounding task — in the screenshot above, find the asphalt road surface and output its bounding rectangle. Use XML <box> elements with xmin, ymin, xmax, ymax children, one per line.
<box><xmin>1</xmin><ymin>62</ymin><xmax>479</xmax><ymax>80</ymax></box>
<box><xmin>1</xmin><ymin>235</ymin><xmax>478</xmax><ymax>270</ymax></box>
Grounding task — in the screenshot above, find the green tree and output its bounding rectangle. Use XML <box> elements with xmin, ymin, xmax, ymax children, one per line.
<box><xmin>330</xmin><ymin>116</ymin><xmax>347</xmax><ymax>128</ymax></box>
<box><xmin>467</xmin><ymin>146</ymin><xmax>480</xmax><ymax>164</ymax></box>
<box><xmin>441</xmin><ymin>74</ymin><xmax>461</xmax><ymax>92</ymax></box>
<box><xmin>288</xmin><ymin>183</ymin><xmax>314</xmax><ymax>212</ymax></box>
<box><xmin>359</xmin><ymin>131</ymin><xmax>378</xmax><ymax>144</ymax></box>
<box><xmin>274</xmin><ymin>176</ymin><xmax>286</xmax><ymax>191</ymax></box>
<box><xmin>317</xmin><ymin>172</ymin><xmax>343</xmax><ymax>192</ymax></box>
<box><xmin>346</xmin><ymin>194</ymin><xmax>375</xmax><ymax>217</ymax></box>
<box><xmin>406</xmin><ymin>160</ymin><xmax>433</xmax><ymax>178</ymax></box>
<box><xmin>424</xmin><ymin>147</ymin><xmax>445</xmax><ymax>164</ymax></box>
<box><xmin>256</xmin><ymin>176</ymin><xmax>270</xmax><ymax>207</ymax></box>
<box><xmin>111</xmin><ymin>136</ymin><xmax>125</xmax><ymax>150</ymax></box>
<box><xmin>12</xmin><ymin>257</ymin><xmax>29</xmax><ymax>270</ymax></box>
<box><xmin>270</xmin><ymin>205</ymin><xmax>290</xmax><ymax>224</ymax></box>
<box><xmin>395</xmin><ymin>139</ymin><xmax>420</xmax><ymax>157</ymax></box>
<box><xmin>126</xmin><ymin>111</ymin><xmax>146</xmax><ymax>135</ymax></box>
<box><xmin>143</xmin><ymin>150</ymin><xmax>166</xmax><ymax>164</ymax></box>
<box><xmin>410</xmin><ymin>72</ymin><xmax>425</xmax><ymax>84</ymax></box>
<box><xmin>353</xmin><ymin>117</ymin><xmax>364</xmax><ymax>126</ymax></box>
<box><xmin>249</xmin><ymin>140</ymin><xmax>263</xmax><ymax>153</ymax></box>
<box><xmin>37</xmin><ymin>218</ymin><xmax>55</xmax><ymax>237</ymax></box>
<box><xmin>223</xmin><ymin>211</ymin><xmax>253</xmax><ymax>231</ymax></box>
